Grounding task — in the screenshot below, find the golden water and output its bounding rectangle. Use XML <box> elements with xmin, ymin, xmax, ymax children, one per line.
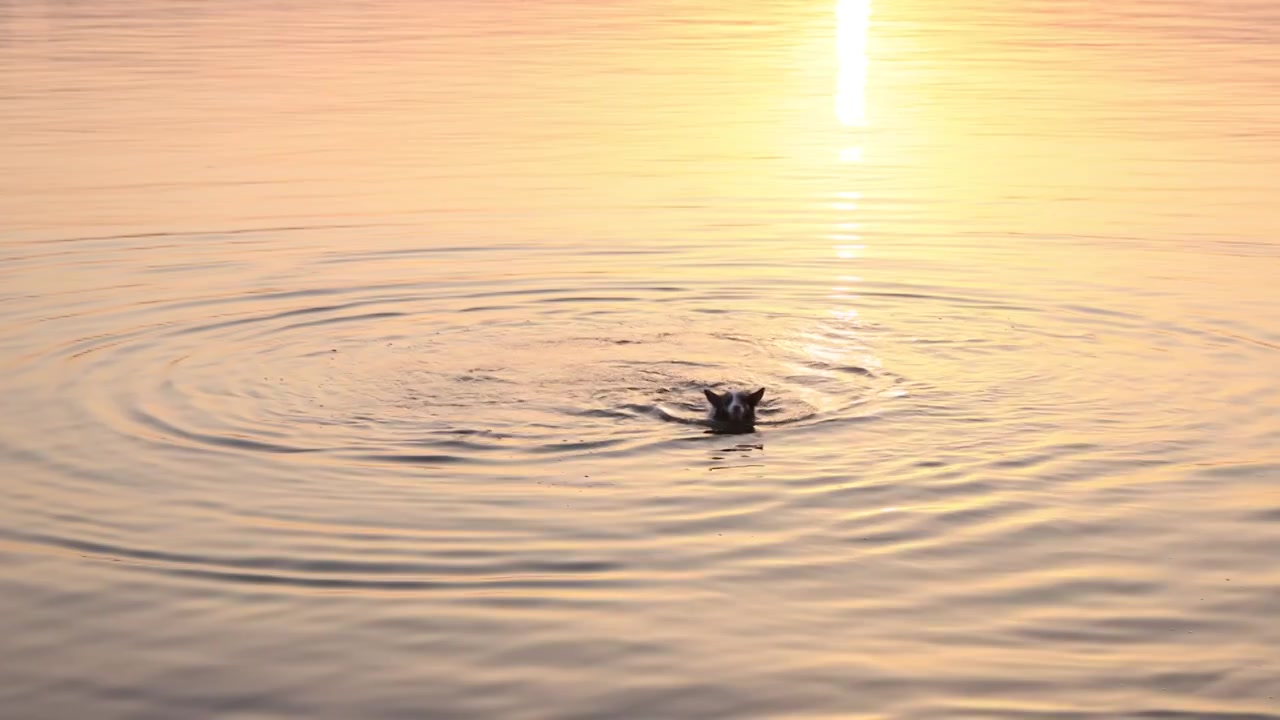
<box><xmin>2</xmin><ymin>0</ymin><xmax>1279</xmax><ymax>717</ymax></box>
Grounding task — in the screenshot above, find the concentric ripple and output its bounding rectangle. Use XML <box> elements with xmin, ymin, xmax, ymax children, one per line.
<box><xmin>3</xmin><ymin>229</ymin><xmax>903</xmax><ymax>586</ymax></box>
<box><xmin>4</xmin><ymin>229</ymin><xmax>1280</xmax><ymax>718</ymax></box>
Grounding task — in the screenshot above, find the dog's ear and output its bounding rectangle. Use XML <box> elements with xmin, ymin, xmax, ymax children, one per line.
<box><xmin>747</xmin><ymin>387</ymin><xmax>766</xmax><ymax>406</ymax></box>
<box><xmin>704</xmin><ymin>389</ymin><xmax>724</xmax><ymax>407</ymax></box>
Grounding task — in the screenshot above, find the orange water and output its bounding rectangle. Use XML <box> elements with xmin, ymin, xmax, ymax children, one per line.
<box><xmin>2</xmin><ymin>1</ymin><xmax>1279</xmax><ymax>717</ymax></box>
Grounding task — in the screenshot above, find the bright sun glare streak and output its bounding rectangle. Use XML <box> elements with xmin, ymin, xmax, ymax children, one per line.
<box><xmin>836</xmin><ymin>0</ymin><xmax>871</xmax><ymax>127</ymax></box>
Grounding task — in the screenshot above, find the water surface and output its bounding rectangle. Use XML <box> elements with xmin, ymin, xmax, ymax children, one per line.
<box><xmin>2</xmin><ymin>0</ymin><xmax>1279</xmax><ymax>717</ymax></box>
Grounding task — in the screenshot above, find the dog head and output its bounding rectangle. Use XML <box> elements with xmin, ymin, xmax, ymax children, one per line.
<box><xmin>704</xmin><ymin>387</ymin><xmax>766</xmax><ymax>425</ymax></box>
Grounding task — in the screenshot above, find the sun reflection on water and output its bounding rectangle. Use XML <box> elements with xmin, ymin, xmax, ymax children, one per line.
<box><xmin>811</xmin><ymin>0</ymin><xmax>876</xmax><ymax>374</ymax></box>
<box><xmin>833</xmin><ymin>0</ymin><xmax>871</xmax><ymax>290</ymax></box>
<box><xmin>836</xmin><ymin>0</ymin><xmax>871</xmax><ymax>128</ymax></box>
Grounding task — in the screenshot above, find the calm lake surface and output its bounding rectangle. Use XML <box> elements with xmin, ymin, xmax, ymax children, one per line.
<box><xmin>3</xmin><ymin>0</ymin><xmax>1279</xmax><ymax>717</ymax></box>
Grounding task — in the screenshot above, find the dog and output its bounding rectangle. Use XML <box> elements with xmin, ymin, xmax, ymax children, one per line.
<box><xmin>704</xmin><ymin>387</ymin><xmax>765</xmax><ymax>430</ymax></box>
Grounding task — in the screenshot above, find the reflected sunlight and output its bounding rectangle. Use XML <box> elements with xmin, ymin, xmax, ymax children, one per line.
<box><xmin>836</xmin><ymin>0</ymin><xmax>871</xmax><ymax>127</ymax></box>
<box><xmin>820</xmin><ymin>0</ymin><xmax>874</xmax><ymax>374</ymax></box>
<box><xmin>839</xmin><ymin>145</ymin><xmax>865</xmax><ymax>162</ymax></box>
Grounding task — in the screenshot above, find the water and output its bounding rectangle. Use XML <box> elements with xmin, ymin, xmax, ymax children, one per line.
<box><xmin>2</xmin><ymin>0</ymin><xmax>1279</xmax><ymax>717</ymax></box>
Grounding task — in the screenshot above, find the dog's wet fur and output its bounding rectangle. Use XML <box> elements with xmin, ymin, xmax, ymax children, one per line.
<box><xmin>704</xmin><ymin>387</ymin><xmax>765</xmax><ymax>431</ymax></box>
